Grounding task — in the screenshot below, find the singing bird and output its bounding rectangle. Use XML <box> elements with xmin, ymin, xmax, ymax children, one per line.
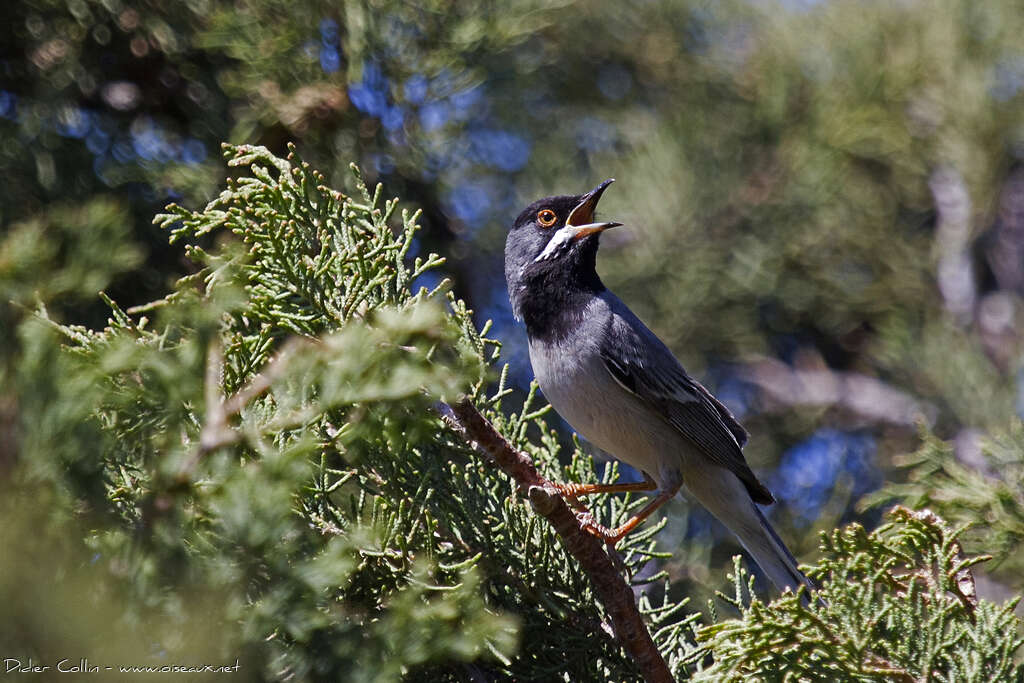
<box><xmin>504</xmin><ymin>179</ymin><xmax>813</xmax><ymax>595</ymax></box>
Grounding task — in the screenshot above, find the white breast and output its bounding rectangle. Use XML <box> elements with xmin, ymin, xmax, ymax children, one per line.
<box><xmin>528</xmin><ymin>322</ymin><xmax>686</xmax><ymax>489</ymax></box>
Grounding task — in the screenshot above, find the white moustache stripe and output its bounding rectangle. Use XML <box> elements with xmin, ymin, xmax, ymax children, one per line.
<box><xmin>534</xmin><ymin>226</ymin><xmax>577</xmax><ymax>262</ymax></box>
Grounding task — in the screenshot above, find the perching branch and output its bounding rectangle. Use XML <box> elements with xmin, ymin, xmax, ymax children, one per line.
<box><xmin>440</xmin><ymin>398</ymin><xmax>675</xmax><ymax>683</ymax></box>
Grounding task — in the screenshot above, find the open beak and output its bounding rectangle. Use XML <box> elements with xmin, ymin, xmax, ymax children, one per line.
<box><xmin>566</xmin><ymin>179</ymin><xmax>622</xmax><ymax>240</ymax></box>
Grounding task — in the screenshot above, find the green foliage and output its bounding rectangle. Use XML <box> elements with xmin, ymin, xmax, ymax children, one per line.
<box><xmin>4</xmin><ymin>145</ymin><xmax>1022</xmax><ymax>681</ymax></box>
<box><xmin>4</xmin><ymin>0</ymin><xmax>1024</xmax><ymax>677</ymax></box>
<box><xmin>0</xmin><ymin>196</ymin><xmax>142</xmax><ymax>396</ymax></box>
<box><xmin>6</xmin><ymin>145</ymin><xmax>516</xmax><ymax>680</ymax></box>
<box><xmin>694</xmin><ymin>507</ymin><xmax>1023</xmax><ymax>682</ymax></box>
<box><xmin>4</xmin><ymin>144</ymin><xmax>702</xmax><ymax>680</ymax></box>
<box><xmin>6</xmin><ymin>0</ymin><xmax>1024</xmax><ymax>583</ymax></box>
<box><xmin>865</xmin><ymin>423</ymin><xmax>1024</xmax><ymax>588</ymax></box>
<box><xmin>0</xmin><ymin>198</ymin><xmax>141</xmax><ymax>308</ymax></box>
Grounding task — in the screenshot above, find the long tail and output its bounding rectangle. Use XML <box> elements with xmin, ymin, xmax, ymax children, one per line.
<box><xmin>748</xmin><ymin>505</ymin><xmax>815</xmax><ymax>596</ymax></box>
<box><xmin>687</xmin><ymin>469</ymin><xmax>815</xmax><ymax>598</ymax></box>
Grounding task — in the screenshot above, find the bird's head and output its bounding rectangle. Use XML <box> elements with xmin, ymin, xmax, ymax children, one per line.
<box><xmin>504</xmin><ymin>179</ymin><xmax>621</xmax><ymax>321</ymax></box>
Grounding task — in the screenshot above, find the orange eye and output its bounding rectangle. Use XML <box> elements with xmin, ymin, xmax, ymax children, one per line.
<box><xmin>537</xmin><ymin>209</ymin><xmax>557</xmax><ymax>227</ymax></box>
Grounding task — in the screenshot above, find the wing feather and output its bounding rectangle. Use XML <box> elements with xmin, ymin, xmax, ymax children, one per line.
<box><xmin>600</xmin><ymin>304</ymin><xmax>773</xmax><ymax>504</ymax></box>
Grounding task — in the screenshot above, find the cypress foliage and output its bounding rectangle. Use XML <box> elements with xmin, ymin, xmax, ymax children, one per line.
<box><xmin>2</xmin><ymin>145</ymin><xmax>1021</xmax><ymax>681</ymax></box>
<box><xmin>695</xmin><ymin>508</ymin><xmax>1022</xmax><ymax>681</ymax></box>
<box><xmin>866</xmin><ymin>424</ymin><xmax>1024</xmax><ymax>594</ymax></box>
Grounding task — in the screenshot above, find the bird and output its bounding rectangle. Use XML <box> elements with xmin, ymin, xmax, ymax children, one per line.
<box><xmin>504</xmin><ymin>179</ymin><xmax>814</xmax><ymax>596</ymax></box>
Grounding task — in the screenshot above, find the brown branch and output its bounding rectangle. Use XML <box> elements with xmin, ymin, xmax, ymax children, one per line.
<box><xmin>440</xmin><ymin>398</ymin><xmax>675</xmax><ymax>683</ymax></box>
<box><xmin>178</xmin><ymin>337</ymin><xmax>314</xmax><ymax>479</ymax></box>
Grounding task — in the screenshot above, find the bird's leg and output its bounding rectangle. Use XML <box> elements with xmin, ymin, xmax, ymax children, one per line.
<box><xmin>577</xmin><ymin>481</ymin><xmax>682</xmax><ymax>546</ymax></box>
<box><xmin>554</xmin><ymin>475</ymin><xmax>657</xmax><ymax>519</ymax></box>
<box><xmin>551</xmin><ymin>474</ymin><xmax>657</xmax><ymax>499</ymax></box>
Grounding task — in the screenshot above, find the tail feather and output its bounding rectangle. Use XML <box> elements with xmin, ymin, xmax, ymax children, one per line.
<box><xmin>750</xmin><ymin>505</ymin><xmax>816</xmax><ymax>597</ymax></box>
<box><xmin>685</xmin><ymin>469</ymin><xmax>814</xmax><ymax>600</ymax></box>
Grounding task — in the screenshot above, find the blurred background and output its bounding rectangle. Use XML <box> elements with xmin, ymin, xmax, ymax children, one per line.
<box><xmin>2</xmin><ymin>0</ymin><xmax>1023</xmax><ymax>606</ymax></box>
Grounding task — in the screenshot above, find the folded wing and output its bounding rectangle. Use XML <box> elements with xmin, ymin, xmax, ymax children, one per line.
<box><xmin>599</xmin><ymin>303</ymin><xmax>774</xmax><ymax>505</ymax></box>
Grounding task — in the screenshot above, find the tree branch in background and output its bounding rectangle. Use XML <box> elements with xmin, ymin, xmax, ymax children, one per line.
<box><xmin>739</xmin><ymin>357</ymin><xmax>935</xmax><ymax>428</ymax></box>
<box><xmin>931</xmin><ymin>166</ymin><xmax>977</xmax><ymax>323</ymax></box>
<box><xmin>439</xmin><ymin>398</ymin><xmax>675</xmax><ymax>683</ymax></box>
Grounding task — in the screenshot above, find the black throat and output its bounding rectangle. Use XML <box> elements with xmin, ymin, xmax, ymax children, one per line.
<box><xmin>513</xmin><ymin>238</ymin><xmax>605</xmax><ymax>344</ymax></box>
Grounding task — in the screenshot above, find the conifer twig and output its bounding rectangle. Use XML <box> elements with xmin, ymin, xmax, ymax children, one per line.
<box><xmin>181</xmin><ymin>337</ymin><xmax>313</xmax><ymax>477</ymax></box>
<box><xmin>440</xmin><ymin>398</ymin><xmax>674</xmax><ymax>683</ymax></box>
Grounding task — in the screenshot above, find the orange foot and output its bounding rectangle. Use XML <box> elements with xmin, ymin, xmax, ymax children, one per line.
<box><xmin>549</xmin><ymin>476</ymin><xmax>681</xmax><ymax>546</ymax></box>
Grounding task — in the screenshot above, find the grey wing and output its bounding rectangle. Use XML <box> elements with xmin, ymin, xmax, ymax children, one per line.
<box><xmin>599</xmin><ymin>304</ymin><xmax>774</xmax><ymax>505</ymax></box>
